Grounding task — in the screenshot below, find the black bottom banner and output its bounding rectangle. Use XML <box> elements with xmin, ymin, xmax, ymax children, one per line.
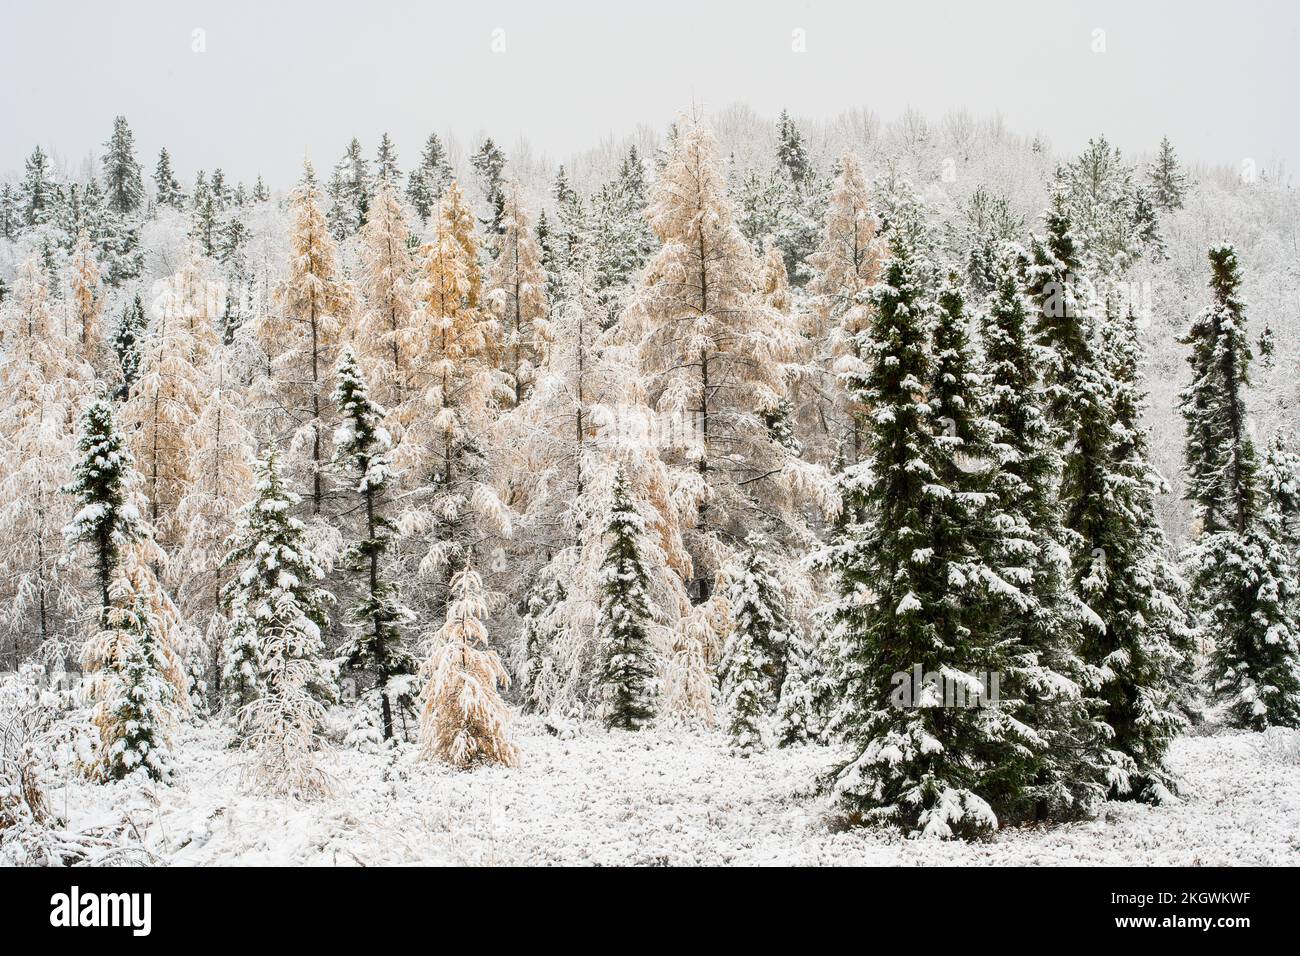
<box><xmin>0</xmin><ymin>865</ymin><xmax>1287</xmax><ymax>942</ymax></box>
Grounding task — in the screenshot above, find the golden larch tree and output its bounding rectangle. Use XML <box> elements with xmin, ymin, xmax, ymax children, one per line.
<box><xmin>0</xmin><ymin>258</ymin><xmax>91</xmax><ymax>660</ymax></box>
<box><xmin>355</xmin><ymin>178</ymin><xmax>417</xmax><ymax>413</ymax></box>
<box><xmin>624</xmin><ymin>117</ymin><xmax>800</xmax><ymax>601</ymax></box>
<box><xmin>486</xmin><ymin>179</ymin><xmax>550</xmax><ymax>407</ymax></box>
<box><xmin>806</xmin><ymin>150</ymin><xmax>885</xmax><ymax>469</ymax></box>
<box><xmin>267</xmin><ymin>161</ymin><xmax>354</xmax><ymax>514</ymax></box>
<box><xmin>418</xmin><ymin>562</ymin><xmax>518</xmax><ymax>768</ymax></box>
<box><xmin>123</xmin><ymin>246</ymin><xmax>222</xmax><ymax>562</ymax></box>
<box><xmin>398</xmin><ymin>183</ymin><xmax>511</xmax><ymax>591</ymax></box>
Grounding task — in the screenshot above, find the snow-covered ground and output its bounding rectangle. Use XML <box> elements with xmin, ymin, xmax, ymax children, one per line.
<box><xmin>8</xmin><ymin>717</ymin><xmax>1299</xmax><ymax>866</ymax></box>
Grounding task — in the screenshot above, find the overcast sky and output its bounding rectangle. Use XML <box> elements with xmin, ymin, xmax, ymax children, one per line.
<box><xmin>2</xmin><ymin>0</ymin><xmax>1297</xmax><ymax>186</ymax></box>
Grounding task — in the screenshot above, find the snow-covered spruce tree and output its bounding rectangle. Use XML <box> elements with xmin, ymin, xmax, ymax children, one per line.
<box><xmin>594</xmin><ymin>468</ymin><xmax>658</xmax><ymax>731</ymax></box>
<box><xmin>1197</xmin><ymin>515</ymin><xmax>1300</xmax><ymax>730</ymax></box>
<box><xmin>516</xmin><ymin>576</ymin><xmax>567</xmax><ymax>714</ymax></box>
<box><xmin>498</xmin><ymin>238</ymin><xmax>696</xmax><ymax>719</ymax></box>
<box><xmin>123</xmin><ymin>247</ymin><xmax>222</xmax><ymax>562</ymax></box>
<box><xmin>1262</xmin><ymin>433</ymin><xmax>1300</xmax><ymax>550</ymax></box>
<box><xmin>487</xmin><ymin>180</ymin><xmax>550</xmax><ymax>408</ymax></box>
<box><xmin>1148</xmin><ymin>136</ymin><xmax>1188</xmax><ymax>212</ymax></box>
<box><xmin>1181</xmin><ymin>245</ymin><xmax>1258</xmax><ymax>538</ymax></box>
<box><xmin>958</xmin><ymin>187</ymin><xmax>1024</xmax><ymax>299</ymax></box>
<box><xmin>152</xmin><ymin>148</ymin><xmax>184</xmax><ymax>210</ymax></box>
<box><xmin>356</xmin><ymin>178</ymin><xmax>417</xmax><ymax>414</ymax></box>
<box><xmin>190</xmin><ymin>180</ymin><xmax>220</xmax><ymax>258</ymax></box>
<box><xmin>266</xmin><ymin>162</ymin><xmax>353</xmax><ymax>515</ymax></box>
<box><xmin>625</xmin><ymin>118</ymin><xmax>803</xmax><ymax>602</ymax></box>
<box><xmin>806</xmin><ymin>151</ymin><xmax>885</xmax><ymax>472</ymax></box>
<box><xmin>221</xmin><ymin>451</ymin><xmax>334</xmax><ymax>781</ymax></box>
<box><xmin>406</xmin><ymin>132</ymin><xmax>453</xmax><ymax>224</ymax></box>
<box><xmin>65</xmin><ymin>399</ymin><xmax>182</xmax><ymax>780</ymax></box>
<box><xmin>20</xmin><ymin>145</ymin><xmax>59</xmax><ymax>227</ymax></box>
<box><xmin>332</xmin><ymin>348</ymin><xmax>416</xmax><ymax>742</ymax></box>
<box><xmin>719</xmin><ymin>535</ymin><xmax>795</xmax><ymax>755</ymax></box>
<box><xmin>64</xmin><ymin>398</ymin><xmax>149</xmax><ymax>616</ymax></box>
<box><xmin>552</xmin><ymin>165</ymin><xmax>587</xmax><ymax>273</ymax></box>
<box><xmin>591</xmin><ymin>144</ymin><xmax>657</xmax><ymax>325</ymax></box>
<box><xmin>763</xmin><ymin>111</ymin><xmax>825</xmax><ymax>284</ymax></box>
<box><xmin>1024</xmin><ymin>194</ymin><xmax>1090</xmax><ymax>441</ymax></box>
<box><xmin>101</xmin><ymin>116</ymin><xmax>145</xmax><ymax>218</ymax></box>
<box><xmin>1023</xmin><ymin>190</ymin><xmax>1192</xmax><ymax>797</ymax></box>
<box><xmin>1181</xmin><ymin>245</ymin><xmax>1300</xmax><ymax>730</ymax></box>
<box><xmin>536</xmin><ymin>209</ymin><xmax>562</xmax><ymax>311</ymax></box>
<box><xmin>57</xmin><ymin>176</ymin><xmax>142</xmax><ymax>288</ymax></box>
<box><xmin>0</xmin><ymin>259</ymin><xmax>90</xmax><ymax>663</ymax></box>
<box><xmin>977</xmin><ymin>247</ymin><xmax>1114</xmax><ymax>822</ymax></box>
<box><xmin>470</xmin><ymin>138</ymin><xmax>508</xmax><ymax>243</ymax></box>
<box><xmin>774</xmin><ymin>628</ymin><xmax>817</xmax><ymax>747</ymax></box>
<box><xmin>1070</xmin><ymin>300</ymin><xmax>1197</xmax><ymax>800</ymax></box>
<box><xmin>1025</xmin><ymin>201</ymin><xmax>1124</xmax><ymax>582</ymax></box>
<box><xmin>417</xmin><ymin>562</ymin><xmax>518</xmax><ymax>768</ymax></box>
<box><xmin>326</xmin><ymin>137</ymin><xmax>372</xmax><ymax>241</ymax></box>
<box><xmin>820</xmin><ymin>236</ymin><xmax>1031</xmax><ymax>838</ymax></box>
<box><xmin>721</xmin><ymin>615</ymin><xmax>766</xmax><ymax>756</ymax></box>
<box><xmin>0</xmin><ymin>184</ymin><xmax>19</xmax><ymax>241</ymax></box>
<box><xmin>722</xmin><ymin>537</ymin><xmax>794</xmax><ymax>705</ymax></box>
<box><xmin>374</xmin><ymin>132</ymin><xmax>401</xmax><ymax>186</ymax></box>
<box><xmin>83</xmin><ymin>554</ymin><xmax>184</xmax><ymax>782</ymax></box>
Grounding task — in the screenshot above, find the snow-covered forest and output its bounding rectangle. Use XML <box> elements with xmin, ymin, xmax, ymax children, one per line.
<box><xmin>1</xmin><ymin>100</ymin><xmax>1299</xmax><ymax>866</ymax></box>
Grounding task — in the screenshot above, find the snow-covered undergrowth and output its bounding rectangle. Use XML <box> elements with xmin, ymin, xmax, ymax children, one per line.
<box><xmin>5</xmin><ymin>716</ymin><xmax>1297</xmax><ymax>866</ymax></box>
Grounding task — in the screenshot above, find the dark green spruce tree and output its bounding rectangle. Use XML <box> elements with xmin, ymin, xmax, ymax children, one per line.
<box><xmin>406</xmin><ymin>132</ymin><xmax>453</xmax><ymax>224</ymax></box>
<box><xmin>1071</xmin><ymin>299</ymin><xmax>1197</xmax><ymax>800</ymax></box>
<box><xmin>978</xmin><ymin>247</ymin><xmax>1112</xmax><ymax>822</ymax></box>
<box><xmin>64</xmin><ymin>398</ymin><xmax>149</xmax><ymax>616</ymax></box>
<box><xmin>374</xmin><ymin>132</ymin><xmax>401</xmax><ymax>186</ymax></box>
<box><xmin>517</xmin><ymin>576</ymin><xmax>566</xmax><ymax>714</ymax></box>
<box><xmin>721</xmin><ymin>536</ymin><xmax>793</xmax><ymax>703</ymax></box>
<box><xmin>101</xmin><ymin>116</ymin><xmax>145</xmax><ymax>217</ymax></box>
<box><xmin>332</xmin><ymin>348</ymin><xmax>416</xmax><ymax>741</ymax></box>
<box><xmin>110</xmin><ymin>294</ymin><xmax>147</xmax><ymax>400</ymax></box>
<box><xmin>152</xmin><ymin>148</ymin><xmax>185</xmax><ymax>210</ymax></box>
<box><xmin>21</xmin><ymin>145</ymin><xmax>60</xmax><ymax>227</ymax></box>
<box><xmin>65</xmin><ymin>399</ymin><xmax>175</xmax><ymax>782</ymax></box>
<box><xmin>1148</xmin><ymin>137</ymin><xmax>1188</xmax><ymax>212</ymax></box>
<box><xmin>595</xmin><ymin>468</ymin><xmax>657</xmax><ymax>731</ymax></box>
<box><xmin>220</xmin><ymin>450</ymin><xmax>334</xmax><ymax>712</ymax></box>
<box><xmin>470</xmin><ymin>137</ymin><xmax>508</xmax><ymax>243</ymax></box>
<box><xmin>819</xmin><ymin>235</ymin><xmax>1030</xmax><ymax>837</ymax></box>
<box><xmin>1181</xmin><ymin>245</ymin><xmax>1300</xmax><ymax>730</ymax></box>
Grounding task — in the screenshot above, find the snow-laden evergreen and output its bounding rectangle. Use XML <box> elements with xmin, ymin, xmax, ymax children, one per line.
<box><xmin>1181</xmin><ymin>246</ymin><xmax>1300</xmax><ymax>730</ymax></box>
<box><xmin>721</xmin><ymin>538</ymin><xmax>794</xmax><ymax>707</ymax></box>
<box><xmin>332</xmin><ymin>348</ymin><xmax>416</xmax><ymax>741</ymax></box>
<box><xmin>976</xmin><ymin>247</ymin><xmax>1113</xmax><ymax>823</ymax></box>
<box><xmin>774</xmin><ymin>628</ymin><xmax>818</xmax><ymax>747</ymax></box>
<box><xmin>219</xmin><ymin>451</ymin><xmax>334</xmax><ymax>737</ymax></box>
<box><xmin>65</xmin><ymin>398</ymin><xmax>182</xmax><ymax>781</ymax></box>
<box><xmin>819</xmin><ymin>225</ymin><xmax>1043</xmax><ymax>838</ymax></box>
<box><xmin>100</xmin><ymin>116</ymin><xmax>145</xmax><ymax>218</ymax></box>
<box><xmin>594</xmin><ymin>469</ymin><xmax>658</xmax><ymax>731</ymax></box>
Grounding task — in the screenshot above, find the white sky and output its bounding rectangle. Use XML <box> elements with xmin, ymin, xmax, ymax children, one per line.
<box><xmin>2</xmin><ymin>0</ymin><xmax>1297</xmax><ymax>186</ymax></box>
